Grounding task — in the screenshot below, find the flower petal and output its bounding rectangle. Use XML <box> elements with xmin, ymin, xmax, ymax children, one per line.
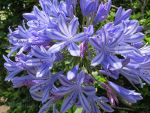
<box><xmin>39</xmin><ymin>100</ymin><xmax>53</xmax><ymax>113</ymax></box>
<box><xmin>61</xmin><ymin>92</ymin><xmax>77</xmax><ymax>113</ymax></box>
<box><xmin>73</xmin><ymin>33</ymin><xmax>86</xmax><ymax>42</ymax></box>
<box><xmin>36</xmin><ymin>63</ymin><xmax>51</xmax><ymax>77</ymax></box>
<box><xmin>48</xmin><ymin>42</ymin><xmax>67</xmax><ymax>53</ymax></box>
<box><xmin>53</xmin><ymin>86</ymin><xmax>74</xmax><ymax>96</ymax></box>
<box><xmin>42</xmin><ymin>87</ymin><xmax>50</xmax><ymax>103</ymax></box>
<box><xmin>91</xmin><ymin>52</ymin><xmax>104</xmax><ymax>66</ymax></box>
<box><xmin>58</xmin><ymin>15</ymin><xmax>70</xmax><ymax>36</ymax></box>
<box><xmin>79</xmin><ymin>93</ymin><xmax>91</xmax><ymax>112</ymax></box>
<box><xmin>59</xmin><ymin>76</ymin><xmax>73</xmax><ymax>86</ymax></box>
<box><xmin>26</xmin><ymin>59</ymin><xmax>42</xmax><ymax>66</ymax></box>
<box><xmin>67</xmin><ymin>65</ymin><xmax>79</xmax><ymax>80</ymax></box>
<box><xmin>89</xmin><ymin>37</ymin><xmax>100</xmax><ymax>50</ymax></box>
<box><xmin>110</xmin><ymin>43</ymin><xmax>140</xmax><ymax>54</ymax></box>
<box><xmin>45</xmin><ymin>29</ymin><xmax>67</xmax><ymax>41</ymax></box>
<box><xmin>67</xmin><ymin>42</ymin><xmax>80</xmax><ymax>56</ymax></box>
<box><xmin>125</xmin><ymin>32</ymin><xmax>145</xmax><ymax>43</ymax></box>
<box><xmin>107</xmin><ymin>55</ymin><xmax>122</xmax><ymax>70</ymax></box>
<box><xmin>69</xmin><ymin>17</ymin><xmax>79</xmax><ymax>36</ymax></box>
<box><xmin>82</xmin><ymin>86</ymin><xmax>96</xmax><ymax>95</ymax></box>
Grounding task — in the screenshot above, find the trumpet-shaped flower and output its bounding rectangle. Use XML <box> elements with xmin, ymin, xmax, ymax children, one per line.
<box><xmin>114</xmin><ymin>7</ymin><xmax>132</xmax><ymax>25</ymax></box>
<box><xmin>80</xmin><ymin>0</ymin><xmax>98</xmax><ymax>16</ymax></box>
<box><xmin>54</xmin><ymin>69</ymin><xmax>96</xmax><ymax>113</ymax></box>
<box><xmin>46</xmin><ymin>15</ymin><xmax>86</xmax><ymax>56</ymax></box>
<box><xmin>109</xmin><ymin>81</ymin><xmax>143</xmax><ymax>103</ymax></box>
<box><xmin>90</xmin><ymin>23</ymin><xmax>139</xmax><ymax>70</ymax></box>
<box><xmin>94</xmin><ymin>0</ymin><xmax>111</xmax><ymax>24</ymax></box>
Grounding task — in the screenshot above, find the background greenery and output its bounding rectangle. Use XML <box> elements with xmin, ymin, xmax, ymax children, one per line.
<box><xmin>0</xmin><ymin>0</ymin><xmax>150</xmax><ymax>113</ymax></box>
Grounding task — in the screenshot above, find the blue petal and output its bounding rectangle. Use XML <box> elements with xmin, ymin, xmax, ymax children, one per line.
<box><xmin>42</xmin><ymin>87</ymin><xmax>50</xmax><ymax>103</ymax></box>
<box><xmin>114</xmin><ymin>7</ymin><xmax>122</xmax><ymax>22</ymax></box>
<box><xmin>109</xmin><ymin>81</ymin><xmax>143</xmax><ymax>103</ymax></box>
<box><xmin>39</xmin><ymin>100</ymin><xmax>53</xmax><ymax>113</ymax></box>
<box><xmin>45</xmin><ymin>29</ymin><xmax>67</xmax><ymax>41</ymax></box>
<box><xmin>61</xmin><ymin>91</ymin><xmax>77</xmax><ymax>113</ymax></box>
<box><xmin>121</xmin><ymin>68</ymin><xmax>141</xmax><ymax>84</ymax></box>
<box><xmin>5</xmin><ymin>69</ymin><xmax>22</xmax><ymax>81</ymax></box>
<box><xmin>69</xmin><ymin>17</ymin><xmax>79</xmax><ymax>36</ymax></box>
<box><xmin>125</xmin><ymin>33</ymin><xmax>145</xmax><ymax>43</ymax></box>
<box><xmin>114</xmin><ymin>7</ymin><xmax>132</xmax><ymax>25</ymax></box>
<box><xmin>77</xmin><ymin>71</ymin><xmax>86</xmax><ymax>84</ymax></box>
<box><xmin>32</xmin><ymin>46</ymin><xmax>49</xmax><ymax>59</ymax></box>
<box><xmin>30</xmin><ymin>85</ymin><xmax>43</xmax><ymax>101</ymax></box>
<box><xmin>58</xmin><ymin>15</ymin><xmax>70</xmax><ymax>36</ymax></box>
<box><xmin>110</xmin><ymin>30</ymin><xmax>124</xmax><ymax>47</ymax></box>
<box><xmin>36</xmin><ymin>63</ymin><xmax>51</xmax><ymax>77</ymax></box>
<box><xmin>100</xmin><ymin>70</ymin><xmax>119</xmax><ymax>79</ymax></box>
<box><xmin>139</xmin><ymin>70</ymin><xmax>150</xmax><ymax>84</ymax></box>
<box><xmin>91</xmin><ymin>52</ymin><xmax>104</xmax><ymax>66</ymax></box>
<box><xmin>98</xmin><ymin>100</ymin><xmax>114</xmax><ymax>112</ymax></box>
<box><xmin>33</xmin><ymin>6</ymin><xmax>48</xmax><ymax>22</ymax></box>
<box><xmin>59</xmin><ymin>76</ymin><xmax>73</xmax><ymax>86</ymax></box>
<box><xmin>53</xmin><ymin>86</ymin><xmax>74</xmax><ymax>96</ymax></box>
<box><xmin>94</xmin><ymin>0</ymin><xmax>111</xmax><ymax>24</ymax></box>
<box><xmin>48</xmin><ymin>42</ymin><xmax>67</xmax><ymax>53</ymax></box>
<box><xmin>73</xmin><ymin>33</ymin><xmax>86</xmax><ymax>42</ymax></box>
<box><xmin>23</xmin><ymin>13</ymin><xmax>37</xmax><ymax>20</ymax></box>
<box><xmin>79</xmin><ymin>93</ymin><xmax>91</xmax><ymax>112</ymax></box>
<box><xmin>12</xmin><ymin>75</ymin><xmax>35</xmax><ymax>88</ymax></box>
<box><xmin>39</xmin><ymin>0</ymin><xmax>52</xmax><ymax>16</ymax></box>
<box><xmin>67</xmin><ymin>65</ymin><xmax>79</xmax><ymax>80</ymax></box>
<box><xmin>26</xmin><ymin>59</ymin><xmax>42</xmax><ymax>66</ymax></box>
<box><xmin>124</xmin><ymin>20</ymin><xmax>139</xmax><ymax>35</ymax></box>
<box><xmin>107</xmin><ymin>55</ymin><xmax>122</xmax><ymax>70</ymax></box>
<box><xmin>67</xmin><ymin>42</ymin><xmax>80</xmax><ymax>56</ymax></box>
<box><xmin>110</xmin><ymin>43</ymin><xmax>140</xmax><ymax>54</ymax></box>
<box><xmin>82</xmin><ymin>86</ymin><xmax>96</xmax><ymax>95</ymax></box>
<box><xmin>89</xmin><ymin>37</ymin><xmax>100</xmax><ymax>50</ymax></box>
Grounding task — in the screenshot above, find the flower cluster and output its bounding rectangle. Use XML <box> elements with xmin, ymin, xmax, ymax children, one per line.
<box><xmin>4</xmin><ymin>0</ymin><xmax>150</xmax><ymax>113</ymax></box>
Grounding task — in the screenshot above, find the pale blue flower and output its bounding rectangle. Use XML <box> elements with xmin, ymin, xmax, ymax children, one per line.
<box><xmin>46</xmin><ymin>15</ymin><xmax>86</xmax><ymax>56</ymax></box>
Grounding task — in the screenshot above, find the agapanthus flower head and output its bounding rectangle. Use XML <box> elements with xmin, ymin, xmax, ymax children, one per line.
<box><xmin>3</xmin><ymin>0</ymin><xmax>150</xmax><ymax>113</ymax></box>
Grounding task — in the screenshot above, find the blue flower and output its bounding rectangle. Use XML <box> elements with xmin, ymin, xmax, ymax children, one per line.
<box><xmin>26</xmin><ymin>46</ymin><xmax>59</xmax><ymax>77</ymax></box>
<box><xmin>8</xmin><ymin>26</ymin><xmax>51</xmax><ymax>56</ymax></box>
<box><xmin>109</xmin><ymin>81</ymin><xmax>143</xmax><ymax>103</ymax></box>
<box><xmin>80</xmin><ymin>0</ymin><xmax>98</xmax><ymax>16</ymax></box>
<box><xmin>3</xmin><ymin>55</ymin><xmax>25</xmax><ymax>81</ymax></box>
<box><xmin>24</xmin><ymin>0</ymin><xmax>70</xmax><ymax>31</ymax></box>
<box><xmin>123</xmin><ymin>20</ymin><xmax>145</xmax><ymax>46</ymax></box>
<box><xmin>94</xmin><ymin>0</ymin><xmax>112</xmax><ymax>24</ymax></box>
<box><xmin>45</xmin><ymin>15</ymin><xmax>86</xmax><ymax>56</ymax></box>
<box><xmin>82</xmin><ymin>96</ymin><xmax>114</xmax><ymax>113</ymax></box>
<box><xmin>114</xmin><ymin>7</ymin><xmax>132</xmax><ymax>25</ymax></box>
<box><xmin>30</xmin><ymin>72</ymin><xmax>61</xmax><ymax>103</ymax></box>
<box><xmin>90</xmin><ymin>23</ymin><xmax>139</xmax><ymax>70</ymax></box>
<box><xmin>66</xmin><ymin>0</ymin><xmax>77</xmax><ymax>17</ymax></box>
<box><xmin>54</xmin><ymin>69</ymin><xmax>96</xmax><ymax>113</ymax></box>
<box><xmin>12</xmin><ymin>75</ymin><xmax>37</xmax><ymax>88</ymax></box>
